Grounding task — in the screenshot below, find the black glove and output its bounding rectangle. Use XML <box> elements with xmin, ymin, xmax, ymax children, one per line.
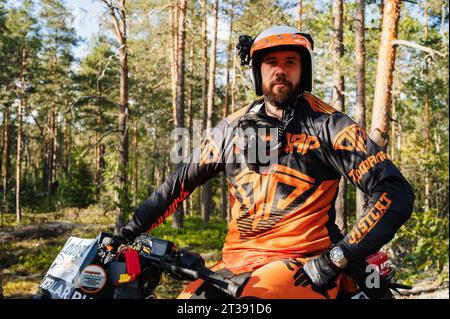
<box><xmin>303</xmin><ymin>250</ymin><xmax>342</xmax><ymax>290</ymax></box>
<box><xmin>118</xmin><ymin>227</ymin><xmax>139</xmax><ymax>243</ymax></box>
<box><xmin>118</xmin><ymin>216</ymin><xmax>146</xmax><ymax>243</ymax></box>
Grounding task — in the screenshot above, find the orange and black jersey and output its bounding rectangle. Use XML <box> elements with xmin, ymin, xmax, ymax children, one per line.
<box><xmin>123</xmin><ymin>93</ymin><xmax>414</xmax><ymax>274</ymax></box>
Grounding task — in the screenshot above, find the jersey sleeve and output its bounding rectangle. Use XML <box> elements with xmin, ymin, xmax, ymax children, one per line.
<box><xmin>317</xmin><ymin>112</ymin><xmax>415</xmax><ymax>263</ymax></box>
<box><xmin>120</xmin><ymin>121</ymin><xmax>229</xmax><ymax>241</ymax></box>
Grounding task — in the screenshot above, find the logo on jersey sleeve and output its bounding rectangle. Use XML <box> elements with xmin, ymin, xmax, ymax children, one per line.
<box><xmin>348</xmin><ymin>192</ymin><xmax>392</xmax><ymax>244</ymax></box>
<box><xmin>348</xmin><ymin>151</ymin><xmax>388</xmax><ymax>185</ymax></box>
<box><xmin>333</xmin><ymin>124</ymin><xmax>367</xmax><ymax>154</ymax></box>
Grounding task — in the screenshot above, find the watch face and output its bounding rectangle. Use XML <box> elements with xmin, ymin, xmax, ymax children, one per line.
<box><xmin>330</xmin><ymin>247</ymin><xmax>344</xmax><ymax>261</ymax></box>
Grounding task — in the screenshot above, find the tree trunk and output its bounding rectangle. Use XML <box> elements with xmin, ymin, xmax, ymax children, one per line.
<box><xmin>43</xmin><ymin>137</ymin><xmax>49</xmax><ymax>193</ymax></box>
<box><xmin>47</xmin><ymin>51</ymin><xmax>58</xmax><ymax>202</ymax></box>
<box><xmin>397</xmin><ymin>116</ymin><xmax>402</xmax><ymax>162</ymax></box>
<box><xmin>133</xmin><ymin>122</ymin><xmax>139</xmax><ymax>207</ymax></box>
<box><xmin>223</xmin><ymin>0</ymin><xmax>234</xmax><ymax>121</ymax></box>
<box><xmin>200</xmin><ymin>0</ymin><xmax>209</xmax><ymax>220</ymax></box>
<box><xmin>355</xmin><ymin>0</ymin><xmax>368</xmax><ymax>218</ymax></box>
<box><xmin>391</xmin><ymin>98</ymin><xmax>396</xmax><ymax>161</ymax></box>
<box><xmin>231</xmin><ymin>47</ymin><xmax>237</xmax><ymax>113</ymax></box>
<box><xmin>202</xmin><ymin>0</ymin><xmax>219</xmax><ymax>224</ymax></box>
<box><xmin>370</xmin><ymin>0</ymin><xmax>401</xmax><ymax>150</ymax></box>
<box><xmin>51</xmin><ymin>103</ymin><xmax>57</xmax><ymax>191</ymax></box>
<box><xmin>434</xmin><ymin>127</ymin><xmax>440</xmax><ymax>211</ymax></box>
<box><xmin>187</xmin><ymin>40</ymin><xmax>194</xmax><ymax>153</ymax></box>
<box><xmin>101</xmin><ymin>0</ymin><xmax>130</xmax><ymax>233</ymax></box>
<box><xmin>201</xmin><ymin>0</ymin><xmax>208</xmax><ymax>128</ymax></box>
<box><xmin>117</xmin><ymin>11</ymin><xmax>129</xmax><ymax>232</ymax></box>
<box><xmin>378</xmin><ymin>0</ymin><xmax>385</xmax><ymax>30</ymax></box>
<box><xmin>332</xmin><ymin>0</ymin><xmax>347</xmax><ymax>234</ymax></box>
<box><xmin>63</xmin><ymin>118</ymin><xmax>71</xmax><ymax>177</ymax></box>
<box><xmin>172</xmin><ymin>0</ymin><xmax>187</xmax><ymax>229</ymax></box>
<box><xmin>16</xmin><ymin>48</ymin><xmax>27</xmax><ymax>223</ymax></box>
<box><xmin>2</xmin><ymin>104</ymin><xmax>11</xmax><ymax>218</ymax></box>
<box><xmin>169</xmin><ymin>2</ymin><xmax>178</xmax><ymax>123</ymax></box>
<box><xmin>23</xmin><ymin>116</ymin><xmax>30</xmax><ymax>191</ymax></box>
<box><xmin>95</xmin><ymin>111</ymin><xmax>102</xmax><ymax>201</ymax></box>
<box><xmin>221</xmin><ymin>0</ymin><xmax>234</xmax><ymax>220</ymax></box>
<box><xmin>186</xmin><ymin>31</ymin><xmax>195</xmax><ymax>217</ymax></box>
<box><xmin>298</xmin><ymin>0</ymin><xmax>303</xmax><ymax>31</ymax></box>
<box><xmin>423</xmin><ymin>2</ymin><xmax>431</xmax><ymax>212</ymax></box>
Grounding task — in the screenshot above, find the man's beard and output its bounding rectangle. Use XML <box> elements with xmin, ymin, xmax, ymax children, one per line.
<box><xmin>262</xmin><ymin>75</ymin><xmax>301</xmax><ymax>110</ymax></box>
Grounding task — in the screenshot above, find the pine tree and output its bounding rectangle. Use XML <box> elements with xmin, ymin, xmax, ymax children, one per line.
<box><xmin>332</xmin><ymin>0</ymin><xmax>347</xmax><ymax>234</ymax></box>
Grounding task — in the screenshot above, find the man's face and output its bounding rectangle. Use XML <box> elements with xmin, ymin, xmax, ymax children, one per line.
<box><xmin>261</xmin><ymin>50</ymin><xmax>302</xmax><ymax>109</ymax></box>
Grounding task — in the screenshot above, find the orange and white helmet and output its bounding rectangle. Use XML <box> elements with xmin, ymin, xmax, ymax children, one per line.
<box><xmin>249</xmin><ymin>25</ymin><xmax>314</xmax><ymax>96</ymax></box>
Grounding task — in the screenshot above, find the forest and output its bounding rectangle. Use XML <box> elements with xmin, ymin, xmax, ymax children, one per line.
<box><xmin>0</xmin><ymin>0</ymin><xmax>448</xmax><ymax>298</ymax></box>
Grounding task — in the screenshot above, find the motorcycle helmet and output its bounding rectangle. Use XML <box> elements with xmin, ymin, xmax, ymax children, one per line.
<box><xmin>238</xmin><ymin>25</ymin><xmax>315</xmax><ymax>96</ymax></box>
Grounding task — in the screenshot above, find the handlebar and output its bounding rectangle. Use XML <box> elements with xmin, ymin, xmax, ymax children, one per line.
<box><xmin>127</xmin><ymin>235</ymin><xmax>244</xmax><ymax>298</ymax></box>
<box><xmin>139</xmin><ymin>253</ymin><xmax>243</xmax><ymax>297</ymax></box>
<box><xmin>196</xmin><ymin>266</ymin><xmax>244</xmax><ymax>298</ymax></box>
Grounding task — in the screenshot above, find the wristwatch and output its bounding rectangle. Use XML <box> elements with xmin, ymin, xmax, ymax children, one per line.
<box><xmin>329</xmin><ymin>246</ymin><xmax>348</xmax><ymax>269</ymax></box>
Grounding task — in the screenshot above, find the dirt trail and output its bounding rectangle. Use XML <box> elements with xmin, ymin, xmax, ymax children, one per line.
<box><xmin>395</xmin><ymin>271</ymin><xmax>449</xmax><ymax>299</ymax></box>
<box><xmin>0</xmin><ymin>221</ymin><xmax>76</xmax><ymax>244</ymax></box>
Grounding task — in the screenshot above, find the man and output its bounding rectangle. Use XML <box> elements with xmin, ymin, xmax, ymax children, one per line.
<box><xmin>120</xmin><ymin>26</ymin><xmax>414</xmax><ymax>299</ymax></box>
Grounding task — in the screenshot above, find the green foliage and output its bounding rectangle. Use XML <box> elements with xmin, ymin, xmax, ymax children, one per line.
<box><xmin>392</xmin><ymin>209</ymin><xmax>449</xmax><ymax>284</ymax></box>
<box><xmin>17</xmin><ymin>242</ymin><xmax>64</xmax><ymax>274</ymax></box>
<box><xmin>58</xmin><ymin>160</ymin><xmax>96</xmax><ymax>208</ymax></box>
<box><xmin>149</xmin><ymin>216</ymin><xmax>228</xmax><ymax>252</ymax></box>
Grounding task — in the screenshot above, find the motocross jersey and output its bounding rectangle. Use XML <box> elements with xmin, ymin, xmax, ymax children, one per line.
<box><xmin>122</xmin><ymin>93</ymin><xmax>414</xmax><ymax>274</ymax></box>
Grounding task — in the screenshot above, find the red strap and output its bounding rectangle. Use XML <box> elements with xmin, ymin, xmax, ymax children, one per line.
<box><xmin>124</xmin><ymin>249</ymin><xmax>141</xmax><ymax>281</ymax></box>
<box><xmin>125</xmin><ymin>249</ymin><xmax>141</xmax><ymax>277</ymax></box>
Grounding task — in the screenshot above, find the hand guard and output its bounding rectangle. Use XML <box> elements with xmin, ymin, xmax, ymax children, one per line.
<box><xmin>303</xmin><ymin>250</ymin><xmax>342</xmax><ymax>290</ymax></box>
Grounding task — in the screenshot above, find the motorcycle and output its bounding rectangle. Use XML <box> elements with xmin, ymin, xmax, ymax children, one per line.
<box><xmin>34</xmin><ymin>232</ymin><xmax>412</xmax><ymax>299</ymax></box>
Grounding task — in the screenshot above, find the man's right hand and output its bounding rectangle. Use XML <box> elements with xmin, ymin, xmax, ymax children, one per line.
<box><xmin>118</xmin><ymin>227</ymin><xmax>138</xmax><ymax>244</ymax></box>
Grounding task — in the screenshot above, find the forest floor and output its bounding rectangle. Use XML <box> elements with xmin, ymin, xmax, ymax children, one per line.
<box><xmin>0</xmin><ymin>206</ymin><xmax>224</xmax><ymax>299</ymax></box>
<box><xmin>0</xmin><ymin>207</ymin><xmax>448</xmax><ymax>299</ymax></box>
<box><xmin>394</xmin><ymin>263</ymin><xmax>449</xmax><ymax>299</ymax></box>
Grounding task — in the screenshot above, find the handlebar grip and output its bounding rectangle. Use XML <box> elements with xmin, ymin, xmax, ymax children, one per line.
<box><xmin>196</xmin><ymin>267</ymin><xmax>244</xmax><ymax>298</ymax></box>
<box><xmin>221</xmin><ymin>278</ymin><xmax>243</xmax><ymax>298</ymax></box>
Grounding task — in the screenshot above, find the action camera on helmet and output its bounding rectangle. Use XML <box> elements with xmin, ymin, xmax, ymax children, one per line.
<box><xmin>236</xmin><ymin>35</ymin><xmax>253</xmax><ymax>66</ymax></box>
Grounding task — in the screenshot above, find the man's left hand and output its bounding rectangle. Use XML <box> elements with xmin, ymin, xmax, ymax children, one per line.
<box><xmin>303</xmin><ymin>250</ymin><xmax>342</xmax><ymax>290</ymax></box>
